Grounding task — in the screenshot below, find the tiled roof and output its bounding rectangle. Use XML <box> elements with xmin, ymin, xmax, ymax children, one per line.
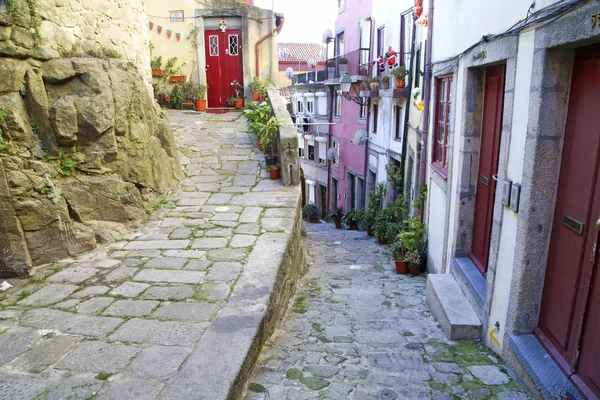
<box><xmin>278</xmin><ymin>43</ymin><xmax>327</xmax><ymax>63</ymax></box>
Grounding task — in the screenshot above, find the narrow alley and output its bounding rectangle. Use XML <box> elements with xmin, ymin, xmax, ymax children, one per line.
<box><xmin>245</xmin><ymin>223</ymin><xmax>530</xmax><ymax>400</ymax></box>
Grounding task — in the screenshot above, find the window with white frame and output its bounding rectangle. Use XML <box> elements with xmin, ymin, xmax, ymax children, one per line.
<box><xmin>400</xmin><ymin>10</ymin><xmax>414</xmax><ymax>68</ymax></box>
<box><xmin>297</xmin><ymin>100</ymin><xmax>305</xmax><ymax>113</ymax></box>
<box><xmin>308</xmin><ymin>140</ymin><xmax>315</xmax><ymax>161</ymax></box>
<box><xmin>307</xmin><ymin>99</ymin><xmax>314</xmax><ymax>114</ymax></box>
<box><xmin>298</xmin><ymin>136</ymin><xmax>305</xmax><ymax>158</ymax></box>
<box><xmin>318</xmin><ymin>141</ymin><xmax>327</xmax><ymax>165</ymax></box>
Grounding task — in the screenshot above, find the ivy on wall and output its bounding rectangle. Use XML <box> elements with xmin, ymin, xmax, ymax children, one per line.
<box><xmin>5</xmin><ymin>0</ymin><xmax>42</xmax><ymax>45</ymax></box>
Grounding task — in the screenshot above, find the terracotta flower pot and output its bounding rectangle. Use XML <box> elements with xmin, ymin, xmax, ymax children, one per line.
<box><xmin>334</xmin><ymin>220</ymin><xmax>342</xmax><ymax>229</ymax></box>
<box><xmin>195</xmin><ymin>99</ymin><xmax>207</xmax><ymax>111</ymax></box>
<box><xmin>268</xmin><ymin>167</ymin><xmax>281</xmax><ymax>180</ymax></box>
<box><xmin>234</xmin><ymin>98</ymin><xmax>244</xmax><ymax>109</ymax></box>
<box><xmin>382</xmin><ymin>80</ymin><xmax>390</xmax><ymax>89</ymax></box>
<box><xmin>152</xmin><ymin>69</ymin><xmax>163</xmax><ymax>77</ymax></box>
<box><xmin>251</xmin><ymin>92</ymin><xmax>261</xmax><ymax>101</ymax></box>
<box><xmin>259</xmin><ymin>95</ymin><xmax>267</xmax><ymax>101</ymax></box>
<box><xmin>169</xmin><ymin>75</ymin><xmax>187</xmax><ymax>83</ymax></box>
<box><xmin>164</xmin><ymin>96</ymin><xmax>171</xmax><ymax>103</ymax></box>
<box><xmin>408</xmin><ymin>263</ymin><xmax>420</xmax><ymax>276</ymax></box>
<box><xmin>377</xmin><ymin>236</ymin><xmax>387</xmax><ymax>244</ymax></box>
<box><xmin>350</xmin><ymin>223</ymin><xmax>359</xmax><ymax>230</ymax></box>
<box><xmin>394</xmin><ymin>260</ymin><xmax>409</xmax><ymax>274</ymax></box>
<box><xmin>369</xmin><ymin>82</ymin><xmax>380</xmax><ymax>91</ymax></box>
<box><xmin>395</xmin><ymin>78</ymin><xmax>406</xmax><ymax>88</ymax></box>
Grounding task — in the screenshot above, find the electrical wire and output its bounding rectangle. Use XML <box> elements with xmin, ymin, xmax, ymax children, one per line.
<box><xmin>432</xmin><ymin>0</ymin><xmax>589</xmax><ymax>67</ymax></box>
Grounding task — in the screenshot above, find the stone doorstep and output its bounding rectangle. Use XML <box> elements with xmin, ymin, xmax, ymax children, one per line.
<box><xmin>426</xmin><ymin>274</ymin><xmax>481</xmax><ymax>340</ymax></box>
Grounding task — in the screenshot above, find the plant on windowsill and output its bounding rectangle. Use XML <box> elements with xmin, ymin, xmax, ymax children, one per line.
<box><xmin>169</xmin><ymin>84</ymin><xmax>183</xmax><ymax>110</ymax></box>
<box><xmin>390</xmin><ymin>66</ymin><xmax>408</xmax><ymax>88</ymax></box>
<box><xmin>329</xmin><ymin>206</ymin><xmax>344</xmax><ymax>229</ymax></box>
<box><xmin>151</xmin><ymin>56</ymin><xmax>163</xmax><ymax>76</ymax></box>
<box><xmin>266</xmin><ymin>162</ymin><xmax>281</xmax><ymax>180</ymax></box>
<box><xmin>368</xmin><ymin>76</ymin><xmax>381</xmax><ymax>91</ymax></box>
<box><xmin>195</xmin><ymin>84</ymin><xmax>208</xmax><ymax>112</ymax></box>
<box><xmin>302</xmin><ymin>204</ymin><xmax>319</xmax><ymax>223</ymax></box>
<box><xmin>382</xmin><ymin>75</ymin><xmax>391</xmax><ymax>89</ymax></box>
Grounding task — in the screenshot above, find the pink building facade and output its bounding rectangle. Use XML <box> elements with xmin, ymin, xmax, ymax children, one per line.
<box><xmin>329</xmin><ymin>0</ymin><xmax>373</xmax><ymax>212</ymax></box>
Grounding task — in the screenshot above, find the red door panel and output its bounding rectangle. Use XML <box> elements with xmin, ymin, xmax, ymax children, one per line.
<box><xmin>469</xmin><ymin>65</ymin><xmax>505</xmax><ymax>275</ymax></box>
<box><xmin>204</xmin><ymin>29</ymin><xmax>243</xmax><ymax>108</ymax></box>
<box><xmin>536</xmin><ymin>44</ymin><xmax>600</xmax><ymax>399</ymax></box>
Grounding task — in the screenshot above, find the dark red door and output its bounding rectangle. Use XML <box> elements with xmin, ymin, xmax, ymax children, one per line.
<box><xmin>469</xmin><ymin>65</ymin><xmax>505</xmax><ymax>275</ymax></box>
<box><xmin>536</xmin><ymin>44</ymin><xmax>600</xmax><ymax>400</ymax></box>
<box><xmin>204</xmin><ymin>29</ymin><xmax>243</xmax><ymax>108</ymax></box>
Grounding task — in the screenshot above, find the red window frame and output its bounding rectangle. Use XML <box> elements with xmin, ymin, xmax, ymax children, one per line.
<box><xmin>432</xmin><ymin>75</ymin><xmax>453</xmax><ymax>178</ymax></box>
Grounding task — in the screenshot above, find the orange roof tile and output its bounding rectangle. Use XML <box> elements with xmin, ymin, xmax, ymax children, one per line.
<box><xmin>278</xmin><ymin>43</ymin><xmax>327</xmax><ymax>63</ymax></box>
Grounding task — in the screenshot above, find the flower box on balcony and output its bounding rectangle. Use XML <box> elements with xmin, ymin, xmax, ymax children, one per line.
<box><xmin>170</xmin><ymin>75</ymin><xmax>187</xmax><ymax>83</ymax></box>
<box><xmin>152</xmin><ymin>70</ymin><xmax>164</xmax><ymax>77</ymax></box>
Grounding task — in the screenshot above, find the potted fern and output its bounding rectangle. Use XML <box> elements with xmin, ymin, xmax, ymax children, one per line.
<box><xmin>302</xmin><ymin>204</ymin><xmax>318</xmax><ymax>222</ymax></box>
<box><xmin>169</xmin><ymin>85</ymin><xmax>183</xmax><ymax>110</ymax></box>
<box><xmin>151</xmin><ymin>56</ymin><xmax>163</xmax><ymax>77</ymax></box>
<box><xmin>329</xmin><ymin>206</ymin><xmax>344</xmax><ymax>229</ymax></box>
<box><xmin>390</xmin><ymin>66</ymin><xmax>408</xmax><ymax>88</ymax></box>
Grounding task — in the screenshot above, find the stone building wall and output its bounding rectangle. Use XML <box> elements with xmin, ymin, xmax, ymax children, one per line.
<box><xmin>0</xmin><ymin>0</ymin><xmax>181</xmax><ymax>277</ymax></box>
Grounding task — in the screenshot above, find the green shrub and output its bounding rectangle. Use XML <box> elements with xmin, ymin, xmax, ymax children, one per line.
<box><xmin>302</xmin><ymin>204</ymin><xmax>318</xmax><ymax>220</ymax></box>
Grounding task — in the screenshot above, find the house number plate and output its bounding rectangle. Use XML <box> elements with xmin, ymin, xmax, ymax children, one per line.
<box><xmin>591</xmin><ymin>12</ymin><xmax>600</xmax><ymax>28</ymax></box>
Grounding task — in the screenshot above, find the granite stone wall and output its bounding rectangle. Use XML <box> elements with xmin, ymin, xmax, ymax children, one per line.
<box><xmin>0</xmin><ymin>0</ymin><xmax>181</xmax><ymax>277</ymax></box>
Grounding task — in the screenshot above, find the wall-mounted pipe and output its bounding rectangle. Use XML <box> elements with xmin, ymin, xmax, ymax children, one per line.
<box><xmin>256</xmin><ymin>16</ymin><xmax>285</xmax><ymax>78</ymax></box>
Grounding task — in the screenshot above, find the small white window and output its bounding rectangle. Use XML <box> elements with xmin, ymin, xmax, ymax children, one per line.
<box><xmin>307</xmin><ymin>100</ymin><xmax>314</xmax><ymax>114</ymax></box>
<box><xmin>228</xmin><ymin>35</ymin><xmax>238</xmax><ymax>55</ymax></box>
<box><xmin>209</xmin><ymin>36</ymin><xmax>218</xmax><ymax>56</ymax></box>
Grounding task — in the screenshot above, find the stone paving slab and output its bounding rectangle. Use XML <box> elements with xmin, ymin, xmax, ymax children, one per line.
<box><xmin>0</xmin><ymin>111</ymin><xmax>302</xmax><ymax>399</ymax></box>
<box><xmin>244</xmin><ymin>223</ymin><xmax>532</xmax><ymax>400</ymax></box>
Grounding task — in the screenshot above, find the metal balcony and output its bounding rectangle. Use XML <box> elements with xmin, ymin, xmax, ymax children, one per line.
<box><xmin>325</xmin><ymin>48</ymin><xmax>371</xmax><ymax>81</ymax></box>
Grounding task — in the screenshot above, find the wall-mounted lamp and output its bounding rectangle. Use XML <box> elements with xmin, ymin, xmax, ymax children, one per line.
<box><xmin>339</xmin><ymin>73</ymin><xmax>368</xmax><ymax>106</ymax></box>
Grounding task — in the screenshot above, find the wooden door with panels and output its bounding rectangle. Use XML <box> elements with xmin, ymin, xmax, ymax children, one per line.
<box><xmin>204</xmin><ymin>29</ymin><xmax>243</xmax><ymax>108</ymax></box>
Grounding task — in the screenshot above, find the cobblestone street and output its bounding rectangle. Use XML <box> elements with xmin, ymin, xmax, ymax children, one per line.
<box><xmin>0</xmin><ymin>110</ymin><xmax>300</xmax><ymax>399</ymax></box>
<box><xmin>245</xmin><ymin>223</ymin><xmax>530</xmax><ymax>400</ymax></box>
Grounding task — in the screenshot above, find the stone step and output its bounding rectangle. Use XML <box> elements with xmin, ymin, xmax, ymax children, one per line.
<box><xmin>426</xmin><ymin>274</ymin><xmax>481</xmax><ymax>340</ymax></box>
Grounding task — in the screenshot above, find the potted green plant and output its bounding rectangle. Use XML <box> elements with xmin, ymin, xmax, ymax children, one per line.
<box><xmin>182</xmin><ymin>81</ymin><xmax>196</xmax><ymax>103</ymax></box>
<box><xmin>388</xmin><ymin>240</ymin><xmax>409</xmax><ymax>274</ymax></box>
<box><xmin>342</xmin><ymin>209</ymin><xmax>359</xmax><ymax>230</ymax></box>
<box><xmin>229</xmin><ymin>79</ymin><xmax>244</xmax><ymax>109</ymax></box>
<box><xmin>390</xmin><ymin>66</ymin><xmax>408</xmax><ymax>88</ymax></box>
<box><xmin>302</xmin><ymin>204</ymin><xmax>318</xmax><ymax>222</ymax></box>
<box><xmin>329</xmin><ymin>206</ymin><xmax>344</xmax><ymax>229</ymax></box>
<box><xmin>151</xmin><ymin>56</ymin><xmax>163</xmax><ymax>77</ymax></box>
<box><xmin>249</xmin><ymin>77</ymin><xmax>265</xmax><ymax>101</ymax></box>
<box><xmin>397</xmin><ymin>216</ymin><xmax>426</xmax><ymax>276</ymax></box>
<box><xmin>368</xmin><ymin>76</ymin><xmax>381</xmax><ymax>91</ymax></box>
<box><xmin>382</xmin><ymin>75</ymin><xmax>391</xmax><ymax>89</ymax></box>
<box><xmin>366</xmin><ymin>183</ymin><xmax>385</xmax><ymax>236</ymax></box>
<box><xmin>195</xmin><ymin>84</ymin><xmax>208</xmax><ymax>111</ymax></box>
<box><xmin>256</xmin><ymin>116</ymin><xmax>281</xmax><ymax>154</ymax></box>
<box><xmin>169</xmin><ymin>84</ymin><xmax>183</xmax><ymax>110</ymax></box>
<box><xmin>267</xmin><ymin>162</ymin><xmax>281</xmax><ymax>180</ymax></box>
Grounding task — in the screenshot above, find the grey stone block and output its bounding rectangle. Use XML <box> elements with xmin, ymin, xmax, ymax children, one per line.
<box><xmin>19</xmin><ymin>308</ymin><xmax>75</xmax><ymax>330</ymax></box>
<box><xmin>129</xmin><ymin>346</ymin><xmax>189</xmax><ymax>378</ymax></box>
<box><xmin>77</xmin><ymin>297</ymin><xmax>114</xmax><ymax>314</ymax></box>
<box><xmin>42</xmin><ymin>375</ymin><xmax>104</xmax><ymax>400</ymax></box>
<box><xmin>11</xmin><ymin>334</ymin><xmax>81</xmax><ymax>373</ymax></box>
<box><xmin>63</xmin><ymin>316</ymin><xmax>123</xmax><ymax>337</ymax></box>
<box><xmin>56</xmin><ymin>342</ymin><xmax>139</xmax><ymax>373</ymax></box>
<box><xmin>191</xmin><ymin>238</ymin><xmax>228</xmax><ymax>249</ymax></box>
<box><xmin>144</xmin><ymin>257</ymin><xmax>187</xmax><ymax>269</ymax></box>
<box><xmin>426</xmin><ymin>274</ymin><xmax>481</xmax><ymax>339</ymax></box>
<box><xmin>109</xmin><ymin>318</ymin><xmax>159</xmax><ymax>343</ymax></box>
<box><xmin>47</xmin><ymin>267</ymin><xmax>99</xmax><ymax>283</ymax></box>
<box><xmin>72</xmin><ymin>285</ymin><xmax>110</xmax><ymax>298</ymax></box>
<box><xmin>0</xmin><ymin>328</ymin><xmax>40</xmax><ymax>365</ymax></box>
<box><xmin>141</xmin><ymin>286</ymin><xmax>195</xmax><ymax>300</ymax></box>
<box><xmin>97</xmin><ymin>379</ymin><xmax>162</xmax><ymax>400</ymax></box>
<box><xmin>104</xmin><ymin>267</ymin><xmax>138</xmax><ymax>282</ymax></box>
<box><xmin>205</xmin><ymin>262</ymin><xmax>242</xmax><ymax>282</ymax></box>
<box><xmin>18</xmin><ymin>284</ymin><xmax>79</xmax><ymax>306</ymax></box>
<box><xmin>134</xmin><ymin>269</ymin><xmax>205</xmax><ymax>284</ymax></box>
<box><xmin>468</xmin><ymin>365</ymin><xmax>510</xmax><ymax>385</ymax></box>
<box><xmin>103</xmin><ymin>300</ymin><xmax>159</xmax><ymax>317</ymax></box>
<box><xmin>149</xmin><ymin>321</ymin><xmax>207</xmax><ymax>346</ymax></box>
<box><xmin>123</xmin><ymin>240</ymin><xmax>190</xmax><ymax>250</ymax></box>
<box><xmin>229</xmin><ymin>234</ymin><xmax>257</xmax><ymax>248</ymax></box>
<box><xmin>0</xmin><ymin>374</ymin><xmax>53</xmax><ymax>400</ymax></box>
<box><xmin>152</xmin><ymin>302</ymin><xmax>218</xmax><ymax>321</ymax></box>
<box><xmin>162</xmin><ymin>250</ymin><xmax>207</xmax><ymax>258</ymax></box>
<box><xmin>110</xmin><ymin>282</ymin><xmax>150</xmax><ymax>298</ymax></box>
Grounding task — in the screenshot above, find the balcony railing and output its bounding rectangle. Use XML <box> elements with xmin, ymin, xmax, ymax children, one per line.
<box><xmin>325</xmin><ymin>48</ymin><xmax>371</xmax><ymax>80</ymax></box>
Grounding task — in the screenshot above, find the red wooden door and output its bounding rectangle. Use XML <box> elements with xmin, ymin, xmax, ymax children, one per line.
<box><xmin>536</xmin><ymin>44</ymin><xmax>600</xmax><ymax>399</ymax></box>
<box><xmin>469</xmin><ymin>65</ymin><xmax>505</xmax><ymax>275</ymax></box>
<box><xmin>204</xmin><ymin>29</ymin><xmax>243</xmax><ymax>108</ymax></box>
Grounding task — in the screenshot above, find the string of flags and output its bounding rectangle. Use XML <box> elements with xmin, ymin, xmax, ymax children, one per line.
<box><xmin>148</xmin><ymin>21</ymin><xmax>181</xmax><ymax>41</ymax></box>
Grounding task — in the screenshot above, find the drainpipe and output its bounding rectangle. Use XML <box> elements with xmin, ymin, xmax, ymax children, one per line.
<box><xmin>418</xmin><ymin>0</ymin><xmax>434</xmax><ymax>220</ymax></box>
<box><xmin>327</xmin><ymin>85</ymin><xmax>335</xmax><ymax>212</ymax></box>
<box><xmin>256</xmin><ymin>16</ymin><xmax>285</xmax><ymax>78</ymax></box>
<box><xmin>362</xmin><ymin>98</ymin><xmax>371</xmax><ymax>209</ymax></box>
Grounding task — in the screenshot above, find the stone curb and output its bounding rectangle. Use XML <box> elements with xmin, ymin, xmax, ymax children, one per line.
<box><xmin>162</xmin><ymin>191</ymin><xmax>306</xmax><ymax>400</ymax></box>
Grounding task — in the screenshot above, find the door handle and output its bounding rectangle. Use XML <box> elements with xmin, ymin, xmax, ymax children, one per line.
<box><xmin>492</xmin><ymin>174</ymin><xmax>498</xmax><ymax>181</ymax></box>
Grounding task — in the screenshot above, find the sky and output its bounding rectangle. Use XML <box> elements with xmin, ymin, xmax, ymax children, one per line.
<box><xmin>253</xmin><ymin>0</ymin><xmax>337</xmax><ymax>44</ymax></box>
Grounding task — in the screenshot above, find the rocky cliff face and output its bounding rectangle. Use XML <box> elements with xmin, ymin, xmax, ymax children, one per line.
<box><xmin>0</xmin><ymin>1</ymin><xmax>181</xmax><ymax>277</ymax></box>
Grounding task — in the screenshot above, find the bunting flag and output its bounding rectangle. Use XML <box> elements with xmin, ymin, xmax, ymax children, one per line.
<box><xmin>167</xmin><ymin>30</ymin><xmax>172</xmax><ymax>39</ymax></box>
<box><xmin>176</xmin><ymin>33</ymin><xmax>181</xmax><ymax>42</ymax></box>
<box><xmin>149</xmin><ymin>21</ymin><xmax>154</xmax><ymax>31</ymax></box>
<box><xmin>157</xmin><ymin>25</ymin><xmax>162</xmax><ymax>35</ymax></box>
